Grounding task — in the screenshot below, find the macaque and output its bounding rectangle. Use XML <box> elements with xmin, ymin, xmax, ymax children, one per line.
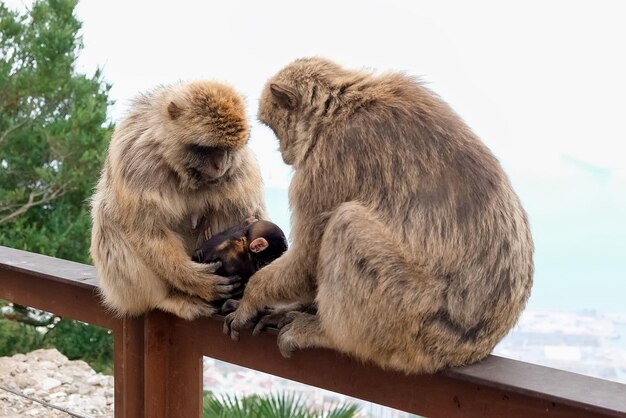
<box><xmin>193</xmin><ymin>218</ymin><xmax>288</xmax><ymax>281</ymax></box>
<box><xmin>90</xmin><ymin>81</ymin><xmax>267</xmax><ymax>320</ymax></box>
<box><xmin>224</xmin><ymin>58</ymin><xmax>534</xmax><ymax>374</ymax></box>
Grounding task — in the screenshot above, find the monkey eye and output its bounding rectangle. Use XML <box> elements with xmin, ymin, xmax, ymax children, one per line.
<box><xmin>189</xmin><ymin>144</ymin><xmax>219</xmax><ymax>155</ymax></box>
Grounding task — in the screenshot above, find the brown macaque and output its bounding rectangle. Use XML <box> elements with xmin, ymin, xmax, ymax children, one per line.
<box><xmin>224</xmin><ymin>57</ymin><xmax>534</xmax><ymax>374</ymax></box>
<box><xmin>193</xmin><ymin>218</ymin><xmax>288</xmax><ymax>282</ymax></box>
<box><xmin>90</xmin><ymin>81</ymin><xmax>267</xmax><ymax>320</ymax></box>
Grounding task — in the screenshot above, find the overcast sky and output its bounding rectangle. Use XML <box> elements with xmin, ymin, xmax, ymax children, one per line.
<box><xmin>6</xmin><ymin>0</ymin><xmax>626</xmax><ymax>187</ymax></box>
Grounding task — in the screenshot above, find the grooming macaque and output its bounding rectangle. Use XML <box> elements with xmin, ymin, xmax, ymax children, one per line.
<box><xmin>193</xmin><ymin>218</ymin><xmax>288</xmax><ymax>281</ymax></box>
<box><xmin>90</xmin><ymin>81</ymin><xmax>267</xmax><ymax>320</ymax></box>
<box><xmin>224</xmin><ymin>58</ymin><xmax>534</xmax><ymax>374</ymax></box>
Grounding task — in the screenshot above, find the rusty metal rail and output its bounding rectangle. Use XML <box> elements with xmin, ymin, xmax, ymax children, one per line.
<box><xmin>1</xmin><ymin>245</ymin><xmax>625</xmax><ymax>418</ymax></box>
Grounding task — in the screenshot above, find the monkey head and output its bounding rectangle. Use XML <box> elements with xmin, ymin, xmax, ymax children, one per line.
<box><xmin>162</xmin><ymin>81</ymin><xmax>250</xmax><ymax>190</ymax></box>
<box><xmin>192</xmin><ymin>219</ymin><xmax>288</xmax><ymax>281</ymax></box>
<box><xmin>257</xmin><ymin>57</ymin><xmax>346</xmax><ymax>166</ymax></box>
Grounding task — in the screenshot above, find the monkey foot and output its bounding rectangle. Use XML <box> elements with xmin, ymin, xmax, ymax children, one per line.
<box><xmin>252</xmin><ymin>310</ymin><xmax>298</xmax><ymax>336</ymax></box>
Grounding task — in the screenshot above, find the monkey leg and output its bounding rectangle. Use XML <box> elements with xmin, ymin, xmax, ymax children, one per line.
<box><xmin>223</xmin><ymin>246</ymin><xmax>318</xmax><ymax>340</ymax></box>
<box><xmin>156</xmin><ymin>293</ymin><xmax>216</xmax><ymax>320</ymax></box>
<box><xmin>276</xmin><ymin>312</ymin><xmax>333</xmax><ymax>358</ymax></box>
<box><xmin>284</xmin><ymin>202</ymin><xmax>445</xmax><ymax>372</ymax></box>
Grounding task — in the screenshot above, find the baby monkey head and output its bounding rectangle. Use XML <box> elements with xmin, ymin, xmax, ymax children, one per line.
<box><xmin>257</xmin><ymin>57</ymin><xmax>347</xmax><ymax>166</ymax></box>
<box><xmin>163</xmin><ymin>81</ymin><xmax>250</xmax><ymax>190</ymax></box>
<box><xmin>192</xmin><ymin>219</ymin><xmax>288</xmax><ymax>281</ymax></box>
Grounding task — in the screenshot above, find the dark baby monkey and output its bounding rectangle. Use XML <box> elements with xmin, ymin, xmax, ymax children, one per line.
<box><xmin>193</xmin><ymin>219</ymin><xmax>288</xmax><ymax>282</ymax></box>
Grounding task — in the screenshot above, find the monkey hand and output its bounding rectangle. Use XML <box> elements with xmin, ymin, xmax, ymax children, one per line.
<box><xmin>223</xmin><ymin>301</ymin><xmax>263</xmax><ymax>342</ymax></box>
<box><xmin>210</xmin><ymin>275</ymin><xmax>244</xmax><ymax>300</ymax></box>
<box><xmin>190</xmin><ymin>261</ymin><xmax>244</xmax><ymax>301</ymax></box>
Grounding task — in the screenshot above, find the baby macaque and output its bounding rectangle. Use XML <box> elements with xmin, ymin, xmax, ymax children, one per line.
<box><xmin>193</xmin><ymin>219</ymin><xmax>288</xmax><ymax>282</ymax></box>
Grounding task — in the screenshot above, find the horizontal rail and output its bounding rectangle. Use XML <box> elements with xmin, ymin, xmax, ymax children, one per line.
<box><xmin>1</xmin><ymin>245</ymin><xmax>625</xmax><ymax>418</ymax></box>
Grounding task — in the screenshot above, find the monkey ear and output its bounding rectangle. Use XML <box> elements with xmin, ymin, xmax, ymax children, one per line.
<box><xmin>249</xmin><ymin>237</ymin><xmax>269</xmax><ymax>253</ymax></box>
<box><xmin>270</xmin><ymin>83</ymin><xmax>297</xmax><ymax>109</ymax></box>
<box><xmin>167</xmin><ymin>101</ymin><xmax>183</xmax><ymax>120</ymax></box>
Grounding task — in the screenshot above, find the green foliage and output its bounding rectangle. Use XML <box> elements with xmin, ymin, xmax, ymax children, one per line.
<box><xmin>203</xmin><ymin>391</ymin><xmax>359</xmax><ymax>418</ymax></box>
<box><xmin>0</xmin><ymin>0</ymin><xmax>113</xmax><ymax>264</ymax></box>
<box><xmin>0</xmin><ymin>315</ymin><xmax>46</xmax><ymax>355</ymax></box>
<box><xmin>0</xmin><ymin>300</ymin><xmax>113</xmax><ymax>374</ymax></box>
<box><xmin>0</xmin><ymin>0</ymin><xmax>114</xmax><ymax>374</ymax></box>
<box><xmin>45</xmin><ymin>319</ymin><xmax>113</xmax><ymax>374</ymax></box>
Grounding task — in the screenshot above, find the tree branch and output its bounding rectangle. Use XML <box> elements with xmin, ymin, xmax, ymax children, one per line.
<box><xmin>0</xmin><ymin>120</ymin><xmax>27</xmax><ymax>145</ymax></box>
<box><xmin>0</xmin><ymin>185</ymin><xmax>67</xmax><ymax>225</ymax></box>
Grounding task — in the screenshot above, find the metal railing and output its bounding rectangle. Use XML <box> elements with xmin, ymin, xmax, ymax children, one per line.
<box><xmin>1</xmin><ymin>245</ymin><xmax>625</xmax><ymax>418</ymax></box>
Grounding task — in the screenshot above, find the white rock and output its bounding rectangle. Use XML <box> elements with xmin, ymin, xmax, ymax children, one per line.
<box><xmin>91</xmin><ymin>395</ymin><xmax>107</xmax><ymax>409</ymax></box>
<box><xmin>29</xmin><ymin>348</ymin><xmax>68</xmax><ymax>364</ymax></box>
<box><xmin>0</xmin><ymin>349</ymin><xmax>114</xmax><ymax>418</ymax></box>
<box><xmin>39</xmin><ymin>377</ymin><xmax>62</xmax><ymax>391</ymax></box>
<box><xmin>86</xmin><ymin>374</ymin><xmax>109</xmax><ymax>386</ymax></box>
<box><xmin>11</xmin><ymin>353</ymin><xmax>27</xmax><ymax>362</ymax></box>
<box><xmin>15</xmin><ymin>362</ymin><xmax>29</xmax><ymax>373</ymax></box>
<box><xmin>47</xmin><ymin>390</ymin><xmax>66</xmax><ymax>399</ymax></box>
<box><xmin>38</xmin><ymin>360</ymin><xmax>58</xmax><ymax>370</ymax></box>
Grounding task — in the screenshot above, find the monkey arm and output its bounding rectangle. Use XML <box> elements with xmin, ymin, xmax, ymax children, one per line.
<box><xmin>249</xmin><ymin>247</ymin><xmax>316</xmax><ymax>305</ymax></box>
<box><xmin>126</xmin><ymin>226</ymin><xmax>243</xmax><ymax>302</ymax></box>
<box><xmin>223</xmin><ymin>240</ymin><xmax>318</xmax><ymax>340</ymax></box>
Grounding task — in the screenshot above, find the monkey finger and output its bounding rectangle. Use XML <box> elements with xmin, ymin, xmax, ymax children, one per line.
<box><xmin>203</xmin><ymin>261</ymin><xmax>223</xmax><ymax>274</ymax></box>
<box><xmin>230</xmin><ymin>329</ymin><xmax>240</xmax><ymax>342</ymax></box>
<box><xmin>216</xmin><ymin>288</ymin><xmax>243</xmax><ymax>301</ymax></box>
<box><xmin>252</xmin><ymin>312</ymin><xmax>287</xmax><ymax>336</ymax></box>
<box><xmin>223</xmin><ymin>313</ymin><xmax>235</xmax><ymax>336</ymax></box>
<box><xmin>214</xmin><ymin>275</ymin><xmax>243</xmax><ymax>286</ymax></box>
<box><xmin>220</xmin><ymin>299</ymin><xmax>240</xmax><ymax>315</ymax></box>
<box><xmin>223</xmin><ymin>313</ymin><xmax>243</xmax><ymax>341</ymax></box>
<box><xmin>215</xmin><ymin>284</ymin><xmax>243</xmax><ymax>300</ymax></box>
<box><xmin>277</xmin><ymin>324</ymin><xmax>297</xmax><ymax>358</ymax></box>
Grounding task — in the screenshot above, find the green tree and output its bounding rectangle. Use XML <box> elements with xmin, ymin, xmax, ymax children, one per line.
<box><xmin>0</xmin><ymin>0</ymin><xmax>112</xmax><ymax>263</ymax></box>
<box><xmin>0</xmin><ymin>0</ymin><xmax>113</xmax><ymax>373</ymax></box>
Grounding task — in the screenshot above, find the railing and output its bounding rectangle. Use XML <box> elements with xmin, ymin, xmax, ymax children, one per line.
<box><xmin>1</xmin><ymin>245</ymin><xmax>625</xmax><ymax>418</ymax></box>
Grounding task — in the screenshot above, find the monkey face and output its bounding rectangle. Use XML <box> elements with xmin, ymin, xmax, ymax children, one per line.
<box><xmin>183</xmin><ymin>144</ymin><xmax>233</xmax><ymax>186</ymax></box>
<box><xmin>258</xmin><ymin>57</ymin><xmax>343</xmax><ymax>166</ymax></box>
<box><xmin>163</xmin><ymin>81</ymin><xmax>250</xmax><ymax>189</ymax></box>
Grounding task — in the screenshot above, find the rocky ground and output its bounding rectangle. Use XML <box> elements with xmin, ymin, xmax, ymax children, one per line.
<box><xmin>0</xmin><ymin>349</ymin><xmax>113</xmax><ymax>418</ymax></box>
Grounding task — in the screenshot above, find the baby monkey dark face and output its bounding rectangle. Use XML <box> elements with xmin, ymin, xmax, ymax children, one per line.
<box><xmin>192</xmin><ymin>219</ymin><xmax>288</xmax><ymax>281</ymax></box>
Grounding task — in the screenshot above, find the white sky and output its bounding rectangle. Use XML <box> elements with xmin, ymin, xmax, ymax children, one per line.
<box><xmin>6</xmin><ymin>0</ymin><xmax>626</xmax><ymax>186</ymax></box>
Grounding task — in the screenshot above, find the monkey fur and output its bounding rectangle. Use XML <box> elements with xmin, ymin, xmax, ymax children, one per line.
<box><xmin>224</xmin><ymin>58</ymin><xmax>534</xmax><ymax>374</ymax></box>
<box><xmin>90</xmin><ymin>81</ymin><xmax>267</xmax><ymax>320</ymax></box>
<box><xmin>193</xmin><ymin>218</ymin><xmax>288</xmax><ymax>282</ymax></box>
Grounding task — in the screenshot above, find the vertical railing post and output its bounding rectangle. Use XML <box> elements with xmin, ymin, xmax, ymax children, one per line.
<box><xmin>167</xmin><ymin>318</ymin><xmax>204</xmax><ymax>417</ymax></box>
<box><xmin>144</xmin><ymin>310</ymin><xmax>203</xmax><ymax>418</ymax></box>
<box><xmin>113</xmin><ymin>316</ymin><xmax>145</xmax><ymax>418</ymax></box>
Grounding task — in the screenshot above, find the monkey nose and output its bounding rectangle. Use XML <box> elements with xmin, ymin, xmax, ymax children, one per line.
<box><xmin>213</xmin><ymin>161</ymin><xmax>224</xmax><ymax>172</ymax></box>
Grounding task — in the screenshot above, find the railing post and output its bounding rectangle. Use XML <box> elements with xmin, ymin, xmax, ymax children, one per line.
<box><xmin>114</xmin><ymin>316</ymin><xmax>145</xmax><ymax>418</ymax></box>
<box><xmin>144</xmin><ymin>310</ymin><xmax>203</xmax><ymax>418</ymax></box>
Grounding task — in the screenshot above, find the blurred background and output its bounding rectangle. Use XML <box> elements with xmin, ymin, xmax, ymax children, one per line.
<box><xmin>1</xmin><ymin>0</ymin><xmax>625</xmax><ymax>416</ymax></box>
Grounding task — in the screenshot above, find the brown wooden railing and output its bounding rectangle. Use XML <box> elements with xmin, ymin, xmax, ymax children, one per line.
<box><xmin>1</xmin><ymin>245</ymin><xmax>625</xmax><ymax>418</ymax></box>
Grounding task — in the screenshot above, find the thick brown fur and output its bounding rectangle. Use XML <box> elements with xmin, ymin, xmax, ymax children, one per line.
<box><xmin>91</xmin><ymin>81</ymin><xmax>267</xmax><ymax>320</ymax></box>
<box><xmin>224</xmin><ymin>58</ymin><xmax>533</xmax><ymax>374</ymax></box>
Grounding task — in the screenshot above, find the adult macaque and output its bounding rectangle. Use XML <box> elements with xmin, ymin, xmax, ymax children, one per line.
<box><xmin>91</xmin><ymin>81</ymin><xmax>266</xmax><ymax>320</ymax></box>
<box><xmin>224</xmin><ymin>58</ymin><xmax>533</xmax><ymax>374</ymax></box>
